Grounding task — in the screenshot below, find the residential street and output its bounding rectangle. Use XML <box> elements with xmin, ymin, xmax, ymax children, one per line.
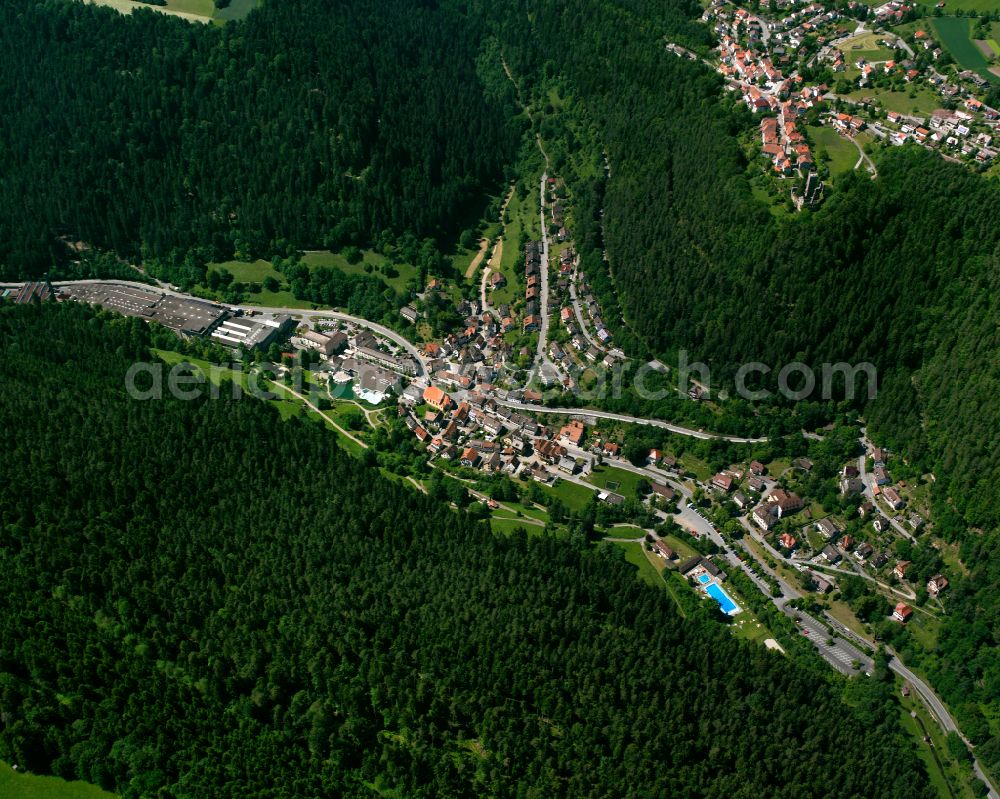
<box><xmin>533</xmin><ymin>173</ymin><xmax>561</xmax><ymax>385</ymax></box>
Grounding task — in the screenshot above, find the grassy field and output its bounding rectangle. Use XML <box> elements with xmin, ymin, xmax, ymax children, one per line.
<box><xmin>808</xmin><ymin>125</ymin><xmax>860</xmax><ymax>181</ymax></box>
<box><xmin>916</xmin><ymin>0</ymin><xmax>1000</xmax><ymax>11</ymax></box>
<box><xmin>490</xmin><ymin>516</ymin><xmax>547</xmax><ymax>536</ymax></box>
<box><xmin>540</xmin><ymin>477</ymin><xmax>597</xmax><ymax>511</ymax></box>
<box><xmin>608</xmin><ymin>541</ymin><xmax>665</xmax><ymax>588</ymax></box>
<box><xmin>602</xmin><ymin>524</ymin><xmax>647</xmax><ymax>539</ymax></box>
<box><xmin>0</xmin><ymin>763</ymin><xmax>115</xmax><ymax>799</ymax></box>
<box><xmin>933</xmin><ymin>16</ymin><xmax>1000</xmax><ymax>83</ymax></box>
<box><xmin>206</xmin><ymin>249</ymin><xmax>417</xmax><ymax>309</ymax></box>
<box><xmin>209</xmin><ymin>259</ymin><xmax>279</xmax><ymax>284</ymax></box>
<box><xmin>729</xmin><ymin>605</ymin><xmax>773</xmax><ymax>645</ymax></box>
<box><xmin>300</xmin><ymin>250</ymin><xmax>417</xmax><ymax>294</ymax></box>
<box><xmin>844</xmin><ymin>82</ymin><xmax>944</xmax><ymax>117</ymax></box>
<box><xmin>81</xmin><ymin>0</ymin><xmax>212</xmax><ymax>22</ymax></box>
<box><xmin>837</xmin><ymin>31</ymin><xmax>895</xmax><ymax>62</ymax></box>
<box><xmin>164</xmin><ymin>0</ymin><xmax>214</xmax><ymax>14</ymax></box>
<box><xmin>212</xmin><ymin>0</ymin><xmax>259</xmax><ymax>21</ymax></box>
<box><xmin>587</xmin><ymin>465</ymin><xmax>646</xmax><ymax>498</ymax></box>
<box><xmin>900</xmin><ymin>694</ymin><xmax>982</xmax><ymax>799</ymax></box>
<box><xmin>490</xmin><ymin>183</ymin><xmax>540</xmax><ymax>308</ymax></box>
<box><xmin>661</xmin><ymin>533</ymin><xmax>700</xmax><ymax>560</ymax></box>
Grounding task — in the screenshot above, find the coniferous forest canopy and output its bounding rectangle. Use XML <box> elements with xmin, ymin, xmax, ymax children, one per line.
<box><xmin>0</xmin><ymin>303</ymin><xmax>934</xmax><ymax>798</ymax></box>
<box><xmin>0</xmin><ymin>0</ymin><xmax>520</xmax><ymax>279</ymax></box>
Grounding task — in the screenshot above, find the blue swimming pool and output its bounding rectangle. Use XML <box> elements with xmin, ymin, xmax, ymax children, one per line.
<box><xmin>697</xmin><ymin>573</ymin><xmax>711</xmax><ymax>585</ymax></box>
<box><xmin>706</xmin><ymin>583</ymin><xmax>741</xmax><ymax>615</ymax></box>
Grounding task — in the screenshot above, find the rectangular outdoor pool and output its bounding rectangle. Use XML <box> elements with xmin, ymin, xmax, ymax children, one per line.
<box><xmin>706</xmin><ymin>583</ymin><xmax>741</xmax><ymax>615</ymax></box>
<box><xmin>697</xmin><ymin>573</ymin><xmax>711</xmax><ymax>585</ymax></box>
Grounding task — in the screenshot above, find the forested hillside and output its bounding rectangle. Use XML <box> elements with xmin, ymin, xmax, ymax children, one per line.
<box><xmin>492</xmin><ymin>0</ymin><xmax>1000</xmax><ymax>528</ymax></box>
<box><xmin>0</xmin><ymin>0</ymin><xmax>519</xmax><ymax>280</ymax></box>
<box><xmin>483</xmin><ymin>0</ymin><xmax>1000</xmax><ymax>758</ymax></box>
<box><xmin>0</xmin><ymin>302</ymin><xmax>933</xmax><ymax>798</ymax></box>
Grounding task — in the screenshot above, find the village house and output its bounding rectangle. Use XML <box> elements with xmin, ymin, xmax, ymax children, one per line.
<box><xmin>752</xmin><ymin>504</ymin><xmax>777</xmax><ymax>531</ymax></box>
<box><xmin>778</xmin><ymin>533</ymin><xmax>797</xmax><ymax>551</ymax></box>
<box><xmin>815</xmin><ymin>517</ymin><xmax>839</xmax><ymax>539</ymax></box>
<box><xmin>882</xmin><ymin>487</ymin><xmax>905</xmax><ymax>511</ymax></box>
<box><xmin>927</xmin><ymin>574</ymin><xmax>949</xmax><ymax>597</ymax></box>
<box><xmin>894</xmin><ymin>560</ymin><xmax>911</xmax><ymax>581</ymax></box>
<box><xmin>840</xmin><ymin>477</ymin><xmax>865</xmax><ymax>496</ymax></box>
<box><xmin>653</xmin><ymin>540</ymin><xmax>676</xmax><ymax>560</ymax></box>
<box><xmin>534</xmin><ymin>438</ymin><xmax>567</xmax><ymax>465</ymax></box>
<box><xmin>809</xmin><ymin>571</ymin><xmax>832</xmax><ymax>594</ymax></box>
<box><xmin>559</xmin><ymin>419</ymin><xmax>586</xmax><ymax>446</ymax></box>
<box><xmin>770</xmin><ymin>488</ymin><xmax>803</xmax><ymax>517</ymax></box>
<box><xmin>712</xmin><ymin>472</ymin><xmax>734</xmax><ymax>492</ymax></box>
<box><xmin>651</xmin><ymin>483</ymin><xmax>675</xmax><ymax>502</ymax></box>
<box><xmin>892</xmin><ymin>602</ymin><xmax>913</xmax><ymax>623</ymax></box>
<box><xmin>873</xmin><ymin>464</ymin><xmax>890</xmax><ymax>485</ymax></box>
<box><xmin>821</xmin><ymin>544</ymin><xmax>841</xmax><ymax>564</ymax></box>
<box><xmin>854</xmin><ymin>542</ymin><xmax>874</xmax><ymax>561</ymax></box>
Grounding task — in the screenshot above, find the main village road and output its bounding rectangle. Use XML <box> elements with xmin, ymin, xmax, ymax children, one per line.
<box><xmin>1</xmin><ymin>279</ymin><xmax>431</xmax><ymax>379</ymax></box>
<box><xmin>495</xmin><ymin>399</ymin><xmax>768</xmax><ymax>443</ymax></box>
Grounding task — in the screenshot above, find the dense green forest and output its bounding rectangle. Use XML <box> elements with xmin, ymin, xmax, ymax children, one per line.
<box><xmin>0</xmin><ymin>302</ymin><xmax>934</xmax><ymax>798</ymax></box>
<box><xmin>0</xmin><ymin>0</ymin><xmax>519</xmax><ymax>281</ymax></box>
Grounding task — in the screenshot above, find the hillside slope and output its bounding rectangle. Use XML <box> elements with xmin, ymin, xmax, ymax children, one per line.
<box><xmin>0</xmin><ymin>302</ymin><xmax>933</xmax><ymax>798</ymax></box>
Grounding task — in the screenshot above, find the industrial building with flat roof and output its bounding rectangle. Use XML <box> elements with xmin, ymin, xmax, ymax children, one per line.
<box><xmin>210</xmin><ymin>314</ymin><xmax>293</xmax><ymax>349</ymax></box>
<box><xmin>60</xmin><ymin>284</ymin><xmax>293</xmax><ymax>350</ymax></box>
<box><xmin>63</xmin><ymin>284</ymin><xmax>228</xmax><ymax>336</ymax></box>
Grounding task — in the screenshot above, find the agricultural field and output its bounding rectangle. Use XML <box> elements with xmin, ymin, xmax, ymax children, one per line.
<box><xmin>915</xmin><ymin>0</ymin><xmax>1000</xmax><ymax>11</ymax></box>
<box><xmin>0</xmin><ymin>762</ymin><xmax>116</xmax><ymax>799</ymax></box>
<box><xmin>932</xmin><ymin>16</ymin><xmax>1000</xmax><ymax>83</ymax></box>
